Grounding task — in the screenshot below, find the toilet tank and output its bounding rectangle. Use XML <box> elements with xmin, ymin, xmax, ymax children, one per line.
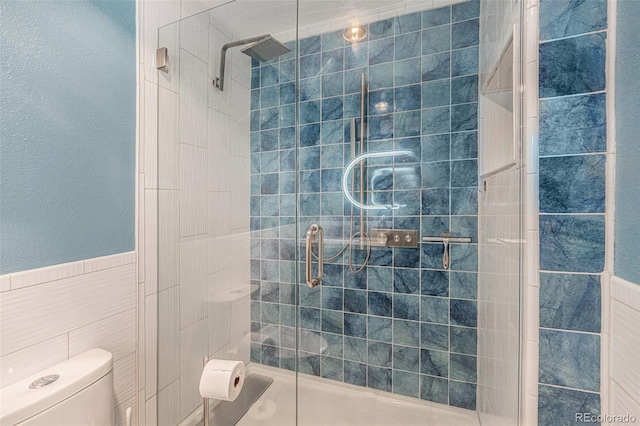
<box><xmin>0</xmin><ymin>348</ymin><xmax>114</xmax><ymax>426</ymax></box>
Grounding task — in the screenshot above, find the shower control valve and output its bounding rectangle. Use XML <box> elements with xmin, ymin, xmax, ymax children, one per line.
<box><xmin>370</xmin><ymin>229</ymin><xmax>418</xmax><ymax>248</ymax></box>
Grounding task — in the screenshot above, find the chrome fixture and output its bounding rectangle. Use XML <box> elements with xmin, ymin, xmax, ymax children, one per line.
<box><xmin>306</xmin><ymin>224</ymin><xmax>324</xmax><ymax>288</ymax></box>
<box><xmin>344</xmin><ymin>26</ymin><xmax>367</xmax><ymax>42</ymax></box>
<box><xmin>156</xmin><ymin>47</ymin><xmax>168</xmax><ymax>71</ymax></box>
<box><xmin>29</xmin><ymin>374</ymin><xmax>60</xmax><ymax>389</ymax></box>
<box><xmin>214</xmin><ymin>35</ymin><xmax>290</xmax><ymax>91</ymax></box>
<box><xmin>371</xmin><ymin>229</ymin><xmax>418</xmax><ymax>248</ymax></box>
<box><xmin>422</xmin><ymin>232</ymin><xmax>472</xmax><ymax>269</ymax></box>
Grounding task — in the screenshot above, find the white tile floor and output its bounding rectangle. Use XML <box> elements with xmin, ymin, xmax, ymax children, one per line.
<box><xmin>237</xmin><ymin>364</ymin><xmax>481</xmax><ymax>426</ymax></box>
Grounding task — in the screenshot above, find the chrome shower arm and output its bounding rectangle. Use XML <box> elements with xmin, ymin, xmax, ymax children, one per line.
<box><xmin>215</xmin><ymin>35</ymin><xmax>270</xmax><ymax>91</ymax></box>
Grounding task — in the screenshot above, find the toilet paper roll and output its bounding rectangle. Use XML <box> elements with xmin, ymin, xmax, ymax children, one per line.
<box><xmin>199</xmin><ymin>359</ymin><xmax>245</xmax><ymax>401</ymax></box>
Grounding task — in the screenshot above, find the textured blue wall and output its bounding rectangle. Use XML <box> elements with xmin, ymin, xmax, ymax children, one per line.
<box><xmin>615</xmin><ymin>0</ymin><xmax>640</xmax><ymax>285</ymax></box>
<box><xmin>250</xmin><ymin>1</ymin><xmax>480</xmax><ymax>410</ymax></box>
<box><xmin>537</xmin><ymin>0</ymin><xmax>607</xmax><ymax>423</ymax></box>
<box><xmin>0</xmin><ymin>0</ymin><xmax>136</xmax><ymax>274</ymax></box>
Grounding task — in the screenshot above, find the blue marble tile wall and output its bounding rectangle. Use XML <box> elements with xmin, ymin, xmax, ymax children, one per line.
<box><xmin>249</xmin><ymin>0</ymin><xmax>480</xmax><ymax>410</ymax></box>
<box><xmin>538</xmin><ymin>0</ymin><xmax>607</xmax><ymax>424</ymax></box>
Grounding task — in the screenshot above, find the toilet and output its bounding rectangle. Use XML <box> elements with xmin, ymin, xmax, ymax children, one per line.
<box><xmin>0</xmin><ymin>348</ymin><xmax>114</xmax><ymax>425</ymax></box>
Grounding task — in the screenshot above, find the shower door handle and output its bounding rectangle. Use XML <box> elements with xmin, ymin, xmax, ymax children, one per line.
<box><xmin>305</xmin><ymin>224</ymin><xmax>324</xmax><ymax>288</ymax></box>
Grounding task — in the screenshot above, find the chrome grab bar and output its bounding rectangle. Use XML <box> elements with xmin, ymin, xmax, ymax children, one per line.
<box><xmin>305</xmin><ymin>224</ymin><xmax>324</xmax><ymax>288</ymax></box>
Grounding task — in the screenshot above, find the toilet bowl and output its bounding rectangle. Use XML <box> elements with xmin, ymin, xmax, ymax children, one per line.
<box><xmin>0</xmin><ymin>348</ymin><xmax>114</xmax><ymax>425</ymax></box>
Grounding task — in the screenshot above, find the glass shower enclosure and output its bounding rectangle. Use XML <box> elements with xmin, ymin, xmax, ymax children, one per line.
<box><xmin>156</xmin><ymin>0</ymin><xmax>523</xmax><ymax>424</ymax></box>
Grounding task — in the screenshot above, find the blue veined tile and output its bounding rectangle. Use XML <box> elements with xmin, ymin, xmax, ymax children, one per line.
<box><xmin>322</xmin><ymin>97</ymin><xmax>343</xmax><ymax>121</ymax></box>
<box><xmin>260</xmin><ymin>174</ymin><xmax>279</xmax><ymax>195</ymax></box>
<box><xmin>282</xmin><ymin>41</ymin><xmax>296</xmax><ymax>61</ymax></box>
<box><xmin>368</xmin><ymin>366</ymin><xmax>393</xmax><ymax>392</ymax></box>
<box><xmin>539</xmin><ymin>214</ymin><xmax>605</xmax><ymax>272</ymax></box>
<box><xmin>452</xmin><ymin>19</ymin><xmax>479</xmax><ymax>49</ymax></box>
<box><xmin>421</xmin><ymin>322</ymin><xmax>449</xmax><ymax>350</ymax></box>
<box><xmin>540</xmin><ymin>0</ymin><xmax>607</xmax><ymax>41</ymax></box>
<box><xmin>393</xmin><ymin>370</ymin><xmax>420</xmax><ymax>398</ymax></box>
<box><xmin>368</xmin><ymin>341</ymin><xmax>393</xmax><ymax>367</ymax></box>
<box><xmin>422</xmin><ymin>79</ymin><xmax>451</xmax><ymax>108</ymax></box>
<box><xmin>251</xmin><ymin>67</ymin><xmax>260</xmax><ymax>89</ymax></box>
<box><xmin>280</xmin><ymin>82</ymin><xmax>295</xmax><ymax>105</ymax></box>
<box><xmin>279</xmin><ymin>236</ymin><xmax>295</xmax><ymax>260</ymax></box>
<box><xmin>450</xmin><ymin>326</ymin><xmax>477</xmax><ymax>355</ymax></box>
<box><xmin>540</xmin><ymin>155</ymin><xmax>606</xmax><ymax>213</ymax></box>
<box><xmin>322</xmin><ymin>310</ymin><xmax>343</xmax><ymax>334</ymax></box>
<box><xmin>300</xmin><ymin>193</ymin><xmax>320</xmax><ymax>216</ymax></box>
<box><xmin>260</xmin><ymin>85</ymin><xmax>278</xmax><ymax>108</ymax></box>
<box><xmin>396</xmin><ymin>31</ymin><xmax>421</xmax><ymax>60</ymax></box>
<box><xmin>395</xmin><ymin>111</ymin><xmax>421</xmax><ymax>138</ymax></box>
<box><xmin>538</xmin><ymin>385</ymin><xmax>600</xmax><ymax>426</ymax></box>
<box><xmin>539</xmin><ymin>33</ymin><xmax>606</xmax><ymax>98</ymax></box>
<box><xmin>344</xmin><ymin>336</ymin><xmax>367</xmax><ymax>362</ymax></box>
<box><xmin>450</xmin><ymin>244</ymin><xmax>478</xmax><ymax>272</ymax></box>
<box><xmin>300</xmin><ymin>146</ymin><xmax>320</xmax><ymax>170</ymax></box>
<box><xmin>344</xmin><ymin>289</ymin><xmax>367</xmax><ymax>314</ymax></box>
<box><xmin>422</xmin><ymin>134</ymin><xmax>450</xmax><ymax>162</ymax></box>
<box><xmin>370</xmin><ymin>38</ymin><xmax>395</xmax><ymax>65</ymax></box>
<box><xmin>449</xmin><ymin>381</ymin><xmax>476</xmax><ymax>409</ymax></box>
<box><xmin>451</xmin><ymin>216</ymin><xmax>477</xmax><ymax>243</ymax></box>
<box><xmin>300</xmin><ymin>100</ymin><xmax>320</xmax><ymax>124</ymax></box>
<box><xmin>251</xmin><ymin>89</ymin><xmax>260</xmax><ymax>110</ymax></box>
<box><xmin>261</xmin><ymin>151</ymin><xmax>279</xmax><ymax>173</ymax></box>
<box><xmin>300</xmin><ymin>123</ymin><xmax>320</xmax><ymax>147</ymax></box>
<box><xmin>250</xmin><ymin>343</ymin><xmax>260</xmax><ymax>363</ymax></box>
<box><xmin>300</xmin><ymin>77</ymin><xmax>320</xmax><ymax>101</ymax></box>
<box><xmin>323</xmin><ymin>333</ymin><xmax>343</xmax><ymax>358</ymax></box>
<box><xmin>368</xmin><ymin>266</ymin><xmax>393</xmax><ymax>292</ymax></box>
<box><xmin>420</xmin><ymin>375</ymin><xmax>448</xmax><ymax>404</ymax></box>
<box><xmin>369</xmin><ymin>248</ymin><xmax>393</xmax><ymax>267</ymax></box>
<box><xmin>322</xmin><ymin>30</ymin><xmax>345</xmax><ymax>50</ymax></box>
<box><xmin>395</xmin><ymin>85</ymin><xmax>421</xmax><ymax>111</ymax></box>
<box><xmin>422</xmin><ymin>52</ymin><xmax>451</xmax><ymax>81</ymax></box>
<box><xmin>300</xmin><ymin>35</ymin><xmax>321</xmax><ymax>55</ymax></box>
<box><xmin>280</xmin><ymin>149</ymin><xmax>295</xmax><ymax>172</ymax></box>
<box><xmin>422</xmin><ymin>161</ymin><xmax>450</xmax><ymax>189</ymax></box>
<box><xmin>368</xmin><ymin>291</ymin><xmax>392</xmax><ymax>317</ymax></box>
<box><xmin>370</xmin><ymin>63</ymin><xmax>394</xmax><ymax>90</ymax></box>
<box><xmin>450</xmin><ymin>272</ymin><xmax>477</xmax><ymax>299</ymax></box>
<box><xmin>321</xmin><ymin>120</ymin><xmax>344</xmax><ymax>145</ymax></box>
<box><xmin>395</xmin><ymin>58</ymin><xmax>422</xmax><ymax>86</ymax></box>
<box><xmin>323</xmin><ymin>263</ymin><xmax>344</xmax><ymax>286</ymax></box>
<box><xmin>451</xmin><ymin>46</ymin><xmax>479</xmax><ymax>76</ymax></box>
<box><xmin>321</xmin><ymin>356</ymin><xmax>343</xmax><ymax>382</ymax></box>
<box><xmin>394</xmin><ymin>294</ymin><xmax>420</xmax><ymax>320</ymax></box>
<box><xmin>300</xmin><ymin>54</ymin><xmax>321</xmax><ymax>79</ymax></box>
<box><xmin>451</xmin><ymin>187</ymin><xmax>478</xmax><ymax>215</ymax></box>
<box><xmin>260</xmin><ymin>129</ymin><xmax>278</xmax><ymax>151</ymax></box>
<box><xmin>280</xmin><ymin>284</ymin><xmax>296</xmax><ymax>306</ymax></box>
<box><xmin>422</xmin><ymin>106</ymin><xmax>451</xmax><ymax>135</ymax></box>
<box><xmin>451</xmin><ymin>75</ymin><xmax>478</xmax><ymax>104</ymax></box>
<box><xmin>394</xmin><ymin>319</ymin><xmax>420</xmax><ymax>346</ymax></box>
<box><xmin>261</xmin><ymin>344</ymin><xmax>279</xmax><ymax>367</ymax></box>
<box><xmin>251</xmin><ymin>302</ymin><xmax>260</xmax><ymax>321</ymax></box>
<box><xmin>539</xmin><ymin>93</ymin><xmax>606</xmax><ymax>156</ymax></box>
<box><xmin>453</xmin><ymin>0</ymin><xmax>480</xmax><ymax>21</ymax></box>
<box><xmin>279</xmin><ymin>104</ymin><xmax>295</xmax><ymax>128</ymax></box>
<box><xmin>450</xmin><ymin>353</ymin><xmax>477</xmax><ymax>383</ymax></box>
<box><xmin>369</xmin><ymin>114</ymin><xmax>394</xmax><ymax>140</ymax></box>
<box><xmin>279</xmin><ymin>172</ymin><xmax>295</xmax><ymax>194</ymax></box>
<box><xmin>299</xmin><ymin>353</ymin><xmax>321</xmax><ymax>376</ymax></box>
<box><xmin>300</xmin><ymin>307</ymin><xmax>320</xmax><ymax>330</ymax></box>
<box><xmin>451</xmin><ymin>131</ymin><xmax>478</xmax><ymax>159</ymax></box>
<box><xmin>422</xmin><ymin>217</ymin><xmax>448</xmax><ymax>240</ymax></box>
<box><xmin>451</xmin><ymin>159</ymin><xmax>477</xmax><ymax>187</ymax></box>
<box><xmin>345</xmin><ymin>67</ymin><xmax>367</xmax><ymax>94</ymax></box>
<box><xmin>344</xmin><ymin>361</ymin><xmax>367</xmax><ymax>386</ymax></box>
<box><xmin>422</xmin><ymin>188</ymin><xmax>450</xmax><ymax>216</ymax></box>
<box><xmin>394</xmin><ymin>345</ymin><xmax>420</xmax><ymax>373</ymax></box>
<box><xmin>251</xmin><ymin>132</ymin><xmax>260</xmax><ymax>153</ymax></box>
<box><xmin>300</xmin><ymin>286</ymin><xmax>320</xmax><ymax>309</ymax></box>
<box><xmin>421</xmin><ymin>348</ymin><xmax>448</xmax><ymax>377</ymax></box>
<box><xmin>345</xmin><ymin>267</ymin><xmax>368</xmax><ymax>289</ymax></box>
<box><xmin>451</xmin><ymin>103</ymin><xmax>478</xmax><ymax>132</ymax></box>
<box><xmin>300</xmin><ymin>170</ymin><xmax>320</xmax><ymax>192</ymax></box>
<box><xmin>539</xmin><ymin>329</ymin><xmax>600</xmax><ymax>391</ymax></box>
<box><xmin>393</xmin><ymin>190</ymin><xmax>422</xmax><ymax>217</ymax></box>
<box><xmin>343</xmin><ymin>94</ymin><xmax>361</xmax><ymax>119</ymax></box>
<box><xmin>280</xmin><ymin>59</ymin><xmax>296</xmax><ymax>83</ymax></box>
<box><xmin>260</xmin><ymin>64</ymin><xmax>279</xmax><ymax>87</ymax></box>
<box><xmin>369</xmin><ymin>18</ymin><xmax>394</xmax><ymax>40</ymax></box>
<box><xmin>322</xmin><ymin>48</ymin><xmax>344</xmax><ymax>74</ymax></box>
<box><xmin>250</xmin><ymin>110</ymin><xmax>260</xmax><ymax>132</ymax></box>
<box><xmin>320</xmin><ymin>192</ymin><xmax>343</xmax><ymax>216</ymax></box>
<box><xmin>261</xmin><ymin>324</ymin><xmax>280</xmax><ymax>347</ymax></box>
<box><xmin>422</xmin><ymin>7</ymin><xmax>451</xmax><ymax>28</ymax></box>
<box><xmin>422</xmin><ymin>25</ymin><xmax>451</xmax><ymax>55</ymax></box>
<box><xmin>250</xmin><ymin>196</ymin><xmax>261</xmax><ymax>216</ymax></box>
<box><xmin>369</xmin><ymin>89</ymin><xmax>393</xmax><ymax>115</ymax></box>
<box><xmin>320</xmin><ymin>168</ymin><xmax>342</xmax><ymax>192</ymax></box>
<box><xmin>393</xmin><ymin>269</ymin><xmax>420</xmax><ymax>294</ymax></box>
<box><xmin>322</xmin><ymin>72</ymin><xmax>343</xmax><ymax>98</ymax></box>
<box><xmin>421</xmin><ymin>296</ymin><xmax>449</xmax><ymax>324</ymax></box>
<box><xmin>540</xmin><ymin>273</ymin><xmax>601</xmax><ymax>333</ymax></box>
<box><xmin>300</xmin><ymin>329</ymin><xmax>322</xmax><ymax>353</ymax></box>
<box><xmin>369</xmin><ymin>316</ymin><xmax>393</xmax><ymax>343</ymax></box>
<box><xmin>261</xmin><ymin>303</ymin><xmax>280</xmax><ymax>324</ymax></box>
<box><xmin>260</xmin><ymin>107</ymin><xmax>279</xmax><ymax>130</ymax></box>
<box><xmin>450</xmin><ymin>299</ymin><xmax>477</xmax><ymax>327</ymax></box>
<box><xmin>395</xmin><ymin>12</ymin><xmax>422</xmax><ymax>34</ymax></box>
<box><xmin>322</xmin><ymin>286</ymin><xmax>344</xmax><ymax>310</ymax></box>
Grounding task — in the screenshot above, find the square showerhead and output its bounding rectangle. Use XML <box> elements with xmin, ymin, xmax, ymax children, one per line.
<box><xmin>241</xmin><ymin>36</ymin><xmax>290</xmax><ymax>62</ymax></box>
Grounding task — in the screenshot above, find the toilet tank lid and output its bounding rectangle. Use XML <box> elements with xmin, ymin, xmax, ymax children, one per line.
<box><xmin>0</xmin><ymin>348</ymin><xmax>113</xmax><ymax>425</ymax></box>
